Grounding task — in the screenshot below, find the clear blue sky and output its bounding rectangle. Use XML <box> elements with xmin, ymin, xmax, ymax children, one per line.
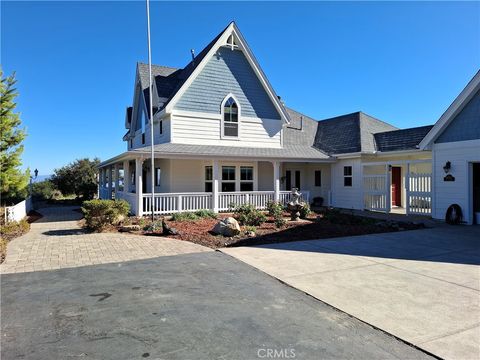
<box><xmin>2</xmin><ymin>1</ymin><xmax>479</xmax><ymax>175</ymax></box>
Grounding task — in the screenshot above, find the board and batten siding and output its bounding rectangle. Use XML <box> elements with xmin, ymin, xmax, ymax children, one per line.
<box><xmin>171</xmin><ymin>112</ymin><xmax>282</xmax><ymax>147</ymax></box>
<box><xmin>175</xmin><ymin>47</ymin><xmax>281</xmax><ymax>119</ymax></box>
<box><xmin>432</xmin><ymin>139</ymin><xmax>480</xmax><ymax>224</ymax></box>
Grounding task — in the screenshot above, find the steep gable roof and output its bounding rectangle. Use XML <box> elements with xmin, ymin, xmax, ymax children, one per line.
<box><xmin>374</xmin><ymin>125</ymin><xmax>434</xmax><ymax>152</ymax></box>
<box><xmin>419</xmin><ymin>70</ymin><xmax>480</xmax><ymax>149</ymax></box>
<box><xmin>143</xmin><ymin>22</ymin><xmax>290</xmax><ymax>122</ymax></box>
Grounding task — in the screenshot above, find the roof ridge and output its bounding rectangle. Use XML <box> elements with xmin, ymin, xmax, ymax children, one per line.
<box><xmin>359</xmin><ymin>111</ymin><xmax>398</xmax><ymax>130</ymax></box>
<box><xmin>375</xmin><ymin>124</ymin><xmax>434</xmax><ymax>135</ymax></box>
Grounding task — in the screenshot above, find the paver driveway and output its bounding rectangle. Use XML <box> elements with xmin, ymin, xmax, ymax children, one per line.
<box><xmin>222</xmin><ymin>226</ymin><xmax>480</xmax><ymax>360</ymax></box>
<box><xmin>0</xmin><ymin>206</ymin><xmax>210</xmax><ymax>274</ymax></box>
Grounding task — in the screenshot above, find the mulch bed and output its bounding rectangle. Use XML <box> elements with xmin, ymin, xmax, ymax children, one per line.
<box><xmin>138</xmin><ymin>212</ymin><xmax>425</xmax><ymax>249</ymax></box>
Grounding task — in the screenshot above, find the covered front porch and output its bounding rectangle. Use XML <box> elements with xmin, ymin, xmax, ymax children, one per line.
<box><xmin>363</xmin><ymin>159</ymin><xmax>433</xmax><ymax>215</ymax></box>
<box><xmin>98</xmin><ymin>155</ymin><xmax>332</xmax><ymax>216</ymax></box>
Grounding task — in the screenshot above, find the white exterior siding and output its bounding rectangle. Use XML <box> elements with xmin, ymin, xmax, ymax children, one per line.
<box><xmin>171</xmin><ymin>111</ymin><xmax>282</xmax><ymax>148</ymax></box>
<box><xmin>432</xmin><ymin>139</ymin><xmax>480</xmax><ymax>224</ymax></box>
<box><xmin>330</xmin><ymin>159</ymin><xmax>363</xmax><ymax>210</ymax></box>
<box><xmin>258</xmin><ymin>161</ymin><xmax>273</xmax><ymax>191</ymax></box>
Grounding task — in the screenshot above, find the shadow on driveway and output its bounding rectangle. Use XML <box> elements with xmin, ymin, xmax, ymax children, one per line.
<box><xmin>238</xmin><ymin>225</ymin><xmax>480</xmax><ymax>266</ymax></box>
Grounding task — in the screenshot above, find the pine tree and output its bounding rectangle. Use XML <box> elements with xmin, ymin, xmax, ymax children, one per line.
<box><xmin>1</xmin><ymin>69</ymin><xmax>29</xmax><ymax>204</ymax></box>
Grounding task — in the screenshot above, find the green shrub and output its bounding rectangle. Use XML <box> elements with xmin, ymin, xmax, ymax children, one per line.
<box><xmin>31</xmin><ymin>180</ymin><xmax>57</xmax><ymax>201</ymax></box>
<box><xmin>244</xmin><ymin>225</ymin><xmax>257</xmax><ymax>233</ymax></box>
<box><xmin>171</xmin><ymin>211</ymin><xmax>198</xmax><ymax>222</ymax></box>
<box><xmin>266</xmin><ymin>201</ymin><xmax>286</xmax><ymax>228</ymax></box>
<box><xmin>231</xmin><ymin>203</ymin><xmax>267</xmax><ymax>226</ymax></box>
<box><xmin>81</xmin><ymin>199</ymin><xmax>130</xmax><ymax>231</ymax></box>
<box><xmin>194</xmin><ymin>209</ymin><xmax>217</xmax><ymax>219</ymax></box>
<box><xmin>299</xmin><ymin>203</ymin><xmax>311</xmax><ymax>219</ymax></box>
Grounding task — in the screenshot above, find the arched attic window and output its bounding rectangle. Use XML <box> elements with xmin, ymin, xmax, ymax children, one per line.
<box><xmin>222</xmin><ymin>96</ymin><xmax>239</xmax><ymax>138</ymax></box>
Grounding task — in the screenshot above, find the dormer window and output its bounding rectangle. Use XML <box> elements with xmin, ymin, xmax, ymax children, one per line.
<box><xmin>223</xmin><ymin>96</ymin><xmax>239</xmax><ymax>137</ymax></box>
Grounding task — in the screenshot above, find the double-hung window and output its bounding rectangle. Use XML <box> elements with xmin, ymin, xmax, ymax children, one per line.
<box><xmin>155</xmin><ymin>168</ymin><xmax>161</xmax><ymax>187</ymax></box>
<box><xmin>205</xmin><ymin>166</ymin><xmax>213</xmax><ymax>192</ymax></box>
<box><xmin>315</xmin><ymin>170</ymin><xmax>322</xmax><ymax>187</ymax></box>
<box><xmin>223</xmin><ymin>97</ymin><xmax>239</xmax><ymax>137</ymax></box>
<box><xmin>221</xmin><ymin>166</ymin><xmax>236</xmax><ymax>192</ymax></box>
<box><xmin>344</xmin><ymin>166</ymin><xmax>353</xmax><ymax>187</ymax></box>
<box><xmin>240</xmin><ymin>166</ymin><xmax>253</xmax><ymax>191</ymax></box>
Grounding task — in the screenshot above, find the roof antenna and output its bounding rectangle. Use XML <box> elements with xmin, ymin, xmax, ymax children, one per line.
<box><xmin>191</xmin><ymin>49</ymin><xmax>195</xmax><ymax>64</ymax></box>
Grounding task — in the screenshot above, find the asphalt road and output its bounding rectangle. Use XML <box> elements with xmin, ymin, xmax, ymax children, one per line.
<box><xmin>1</xmin><ymin>251</ymin><xmax>433</xmax><ymax>360</ymax></box>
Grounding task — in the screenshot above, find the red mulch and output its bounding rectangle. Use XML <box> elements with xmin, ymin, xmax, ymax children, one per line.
<box><xmin>146</xmin><ymin>213</ymin><xmax>424</xmax><ymax>249</ymax></box>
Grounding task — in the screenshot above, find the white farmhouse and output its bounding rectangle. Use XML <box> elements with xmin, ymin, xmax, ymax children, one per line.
<box><xmin>98</xmin><ymin>22</ymin><xmax>479</xmax><ymax>224</ymax></box>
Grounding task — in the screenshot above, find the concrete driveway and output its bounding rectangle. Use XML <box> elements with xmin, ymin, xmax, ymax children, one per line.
<box><xmin>222</xmin><ymin>226</ymin><xmax>480</xmax><ymax>360</ymax></box>
<box><xmin>1</xmin><ymin>252</ymin><xmax>432</xmax><ymax>360</ymax></box>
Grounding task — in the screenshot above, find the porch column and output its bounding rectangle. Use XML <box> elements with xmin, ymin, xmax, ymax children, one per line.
<box><xmin>273</xmin><ymin>161</ymin><xmax>280</xmax><ymax>202</ymax></box>
<box><xmin>114</xmin><ymin>163</ymin><xmax>120</xmax><ymax>195</ymax></box>
<box><xmin>105</xmin><ymin>166</ymin><xmax>110</xmax><ymax>198</ymax></box>
<box><xmin>109</xmin><ymin>166</ymin><xmax>114</xmax><ymax>199</ymax></box>
<box><xmin>212</xmin><ymin>159</ymin><xmax>219</xmax><ymax>212</ymax></box>
<box><xmin>123</xmin><ymin>160</ymin><xmax>130</xmax><ymax>193</ymax></box>
<box><xmin>386</xmin><ymin>164</ymin><xmax>391</xmax><ymax>213</ymax></box>
<box><xmin>405</xmin><ymin>162</ymin><xmax>410</xmax><ymax>215</ymax></box>
<box><xmin>135</xmin><ymin>158</ymin><xmax>144</xmax><ymax>216</ymax></box>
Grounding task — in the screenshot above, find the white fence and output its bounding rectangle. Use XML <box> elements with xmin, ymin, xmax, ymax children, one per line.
<box><xmin>4</xmin><ymin>197</ymin><xmax>33</xmax><ymax>223</ymax></box>
<box><xmin>363</xmin><ymin>166</ymin><xmax>432</xmax><ymax>215</ymax></box>
<box><xmin>408</xmin><ymin>173</ymin><xmax>432</xmax><ymax>215</ymax></box>
<box><xmin>363</xmin><ymin>175</ymin><xmax>388</xmax><ymax>212</ymax></box>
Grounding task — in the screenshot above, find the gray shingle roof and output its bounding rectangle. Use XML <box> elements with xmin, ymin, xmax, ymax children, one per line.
<box><xmin>312</xmin><ymin>112</ymin><xmax>397</xmax><ymax>155</ymax></box>
<box><xmin>131</xmin><ymin>142</ymin><xmax>330</xmax><ymax>160</ymax></box>
<box><xmin>374</xmin><ymin>125</ymin><xmax>434</xmax><ymax>152</ymax></box>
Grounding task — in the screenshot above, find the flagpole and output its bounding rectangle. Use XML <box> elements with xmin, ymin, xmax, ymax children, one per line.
<box><xmin>146</xmin><ymin>0</ymin><xmax>155</xmax><ymax>224</ymax></box>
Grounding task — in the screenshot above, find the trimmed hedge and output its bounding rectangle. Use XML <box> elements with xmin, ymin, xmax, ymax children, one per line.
<box><xmin>81</xmin><ymin>199</ymin><xmax>130</xmax><ymax>231</ymax></box>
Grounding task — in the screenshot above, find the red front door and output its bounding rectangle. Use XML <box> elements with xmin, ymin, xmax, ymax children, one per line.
<box><xmin>391</xmin><ymin>167</ymin><xmax>401</xmax><ymax>207</ymax></box>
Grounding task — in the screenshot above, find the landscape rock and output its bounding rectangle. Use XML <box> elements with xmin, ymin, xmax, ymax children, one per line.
<box><xmin>119</xmin><ymin>225</ymin><xmax>141</xmax><ymax>232</ymax></box>
<box><xmin>162</xmin><ymin>221</ymin><xmax>178</xmax><ymax>235</ymax></box>
<box><xmin>212</xmin><ymin>217</ymin><xmax>241</xmax><ymax>237</ymax></box>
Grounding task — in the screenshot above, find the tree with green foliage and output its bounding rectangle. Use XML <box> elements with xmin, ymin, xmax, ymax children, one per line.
<box><xmin>51</xmin><ymin>158</ymin><xmax>100</xmax><ymax>200</ymax></box>
<box><xmin>0</xmin><ymin>69</ymin><xmax>29</xmax><ymax>204</ymax></box>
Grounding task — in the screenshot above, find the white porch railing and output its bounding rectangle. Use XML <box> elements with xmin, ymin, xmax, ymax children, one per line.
<box><xmin>135</xmin><ymin>190</ymin><xmax>311</xmax><ymax>215</ymax></box>
<box><xmin>279</xmin><ymin>190</ymin><xmax>310</xmax><ymax>206</ymax></box>
<box><xmin>142</xmin><ymin>192</ymin><xmax>213</xmax><ymax>215</ymax></box>
<box><xmin>408</xmin><ymin>173</ymin><xmax>432</xmax><ymax>215</ymax></box>
<box><xmin>99</xmin><ymin>187</ymin><xmax>111</xmax><ymax>200</ymax></box>
<box><xmin>218</xmin><ymin>191</ymin><xmax>275</xmax><ymax>211</ymax></box>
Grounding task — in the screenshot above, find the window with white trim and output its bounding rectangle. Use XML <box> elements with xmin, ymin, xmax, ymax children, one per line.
<box><xmin>155</xmin><ymin>168</ymin><xmax>161</xmax><ymax>187</ymax></box>
<box><xmin>223</xmin><ymin>97</ymin><xmax>239</xmax><ymax>137</ymax></box>
<box><xmin>205</xmin><ymin>166</ymin><xmax>213</xmax><ymax>192</ymax></box>
<box><xmin>344</xmin><ymin>166</ymin><xmax>353</xmax><ymax>187</ymax></box>
<box><xmin>221</xmin><ymin>166</ymin><xmax>236</xmax><ymax>192</ymax></box>
<box><xmin>240</xmin><ymin>166</ymin><xmax>253</xmax><ymax>191</ymax></box>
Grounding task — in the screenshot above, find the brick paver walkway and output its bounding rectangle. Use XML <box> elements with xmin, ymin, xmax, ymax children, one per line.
<box><xmin>1</xmin><ymin>206</ymin><xmax>211</xmax><ymax>274</ymax></box>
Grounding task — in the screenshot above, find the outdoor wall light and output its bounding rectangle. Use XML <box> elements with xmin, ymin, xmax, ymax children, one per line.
<box><xmin>443</xmin><ymin>161</ymin><xmax>451</xmax><ymax>174</ymax></box>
